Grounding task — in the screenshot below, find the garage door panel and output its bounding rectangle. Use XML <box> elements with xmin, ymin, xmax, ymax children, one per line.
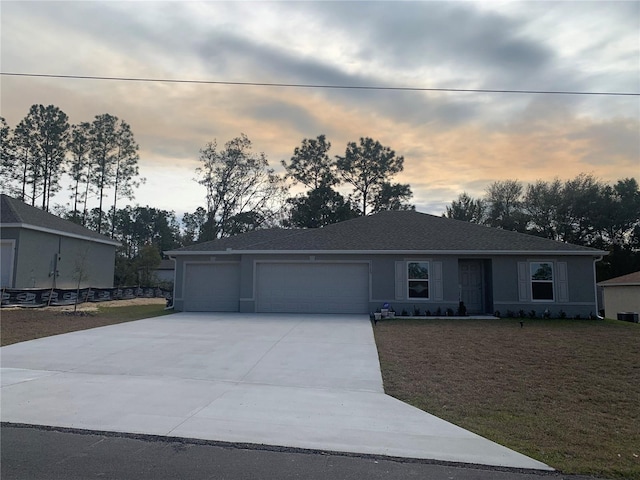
<box><xmin>257</xmin><ymin>263</ymin><xmax>369</xmax><ymax>314</ymax></box>
<box><xmin>184</xmin><ymin>263</ymin><xmax>240</xmax><ymax>312</ymax></box>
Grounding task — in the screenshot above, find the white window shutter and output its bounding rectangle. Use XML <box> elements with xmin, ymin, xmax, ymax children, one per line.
<box><xmin>556</xmin><ymin>262</ymin><xmax>569</xmax><ymax>302</ymax></box>
<box><xmin>395</xmin><ymin>261</ymin><xmax>404</xmax><ymax>300</ymax></box>
<box><xmin>432</xmin><ymin>261</ymin><xmax>443</xmax><ymax>301</ymax></box>
<box><xmin>518</xmin><ymin>262</ymin><xmax>529</xmax><ymax>302</ymax></box>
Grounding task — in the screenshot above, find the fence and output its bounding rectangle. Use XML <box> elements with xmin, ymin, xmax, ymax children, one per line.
<box><xmin>1</xmin><ymin>286</ymin><xmax>173</xmax><ymax>308</ymax></box>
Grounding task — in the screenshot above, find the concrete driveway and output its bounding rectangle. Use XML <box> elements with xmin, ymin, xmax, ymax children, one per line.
<box><xmin>1</xmin><ymin>313</ymin><xmax>550</xmax><ymax>470</ymax></box>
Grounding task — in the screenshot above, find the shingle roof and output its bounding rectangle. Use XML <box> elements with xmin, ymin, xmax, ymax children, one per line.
<box><xmin>1</xmin><ymin>194</ymin><xmax>120</xmax><ymax>246</ymax></box>
<box><xmin>598</xmin><ymin>271</ymin><xmax>640</xmax><ymax>286</ymax></box>
<box><xmin>168</xmin><ymin>210</ymin><xmax>604</xmax><ymax>255</ymax></box>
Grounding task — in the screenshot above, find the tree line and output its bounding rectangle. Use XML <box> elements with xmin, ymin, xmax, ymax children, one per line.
<box><xmin>2</xmin><ymin>105</ymin><xmax>637</xmax><ymax>283</ymax></box>
<box><xmin>444</xmin><ymin>175</ymin><xmax>640</xmax><ymax>278</ymax></box>
<box><xmin>1</xmin><ymin>105</ymin><xmax>143</xmax><ymax>236</ymax></box>
<box><xmin>189</xmin><ymin>133</ymin><xmax>413</xmax><ymax>240</ymax></box>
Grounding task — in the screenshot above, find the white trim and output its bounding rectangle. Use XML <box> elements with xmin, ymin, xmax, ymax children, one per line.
<box><xmin>2</xmin><ymin>223</ymin><xmax>121</xmax><ymax>247</ymax></box>
<box><xmin>530</xmin><ymin>261</ymin><xmax>555</xmax><ymax>302</ymax></box>
<box><xmin>166</xmin><ymin>248</ymin><xmax>605</xmax><ymax>257</ymax></box>
<box><xmin>407</xmin><ymin>260</ymin><xmax>430</xmax><ymax>300</ymax></box>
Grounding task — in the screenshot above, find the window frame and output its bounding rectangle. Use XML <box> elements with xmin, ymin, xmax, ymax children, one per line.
<box><xmin>407</xmin><ymin>261</ymin><xmax>430</xmax><ymax>300</ymax></box>
<box><xmin>530</xmin><ymin>261</ymin><xmax>555</xmax><ymax>302</ymax></box>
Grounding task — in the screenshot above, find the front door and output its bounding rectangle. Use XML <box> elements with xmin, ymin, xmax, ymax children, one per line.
<box><xmin>459</xmin><ymin>260</ymin><xmax>484</xmax><ymax>314</ymax></box>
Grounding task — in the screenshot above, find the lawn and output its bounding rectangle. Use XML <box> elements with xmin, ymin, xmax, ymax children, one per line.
<box><xmin>0</xmin><ymin>299</ymin><xmax>174</xmax><ymax>346</ymax></box>
<box><xmin>373</xmin><ymin>318</ymin><xmax>640</xmax><ymax>479</ymax></box>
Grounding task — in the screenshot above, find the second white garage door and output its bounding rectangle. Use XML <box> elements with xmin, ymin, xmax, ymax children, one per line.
<box><xmin>256</xmin><ymin>263</ymin><xmax>370</xmax><ymax>314</ymax></box>
<box><xmin>183</xmin><ymin>263</ymin><xmax>240</xmax><ymax>312</ymax></box>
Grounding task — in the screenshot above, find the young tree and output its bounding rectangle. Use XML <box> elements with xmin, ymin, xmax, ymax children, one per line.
<box><xmin>444</xmin><ymin>192</ymin><xmax>485</xmax><ymax>223</ymax></box>
<box><xmin>281</xmin><ymin>134</ymin><xmax>337</xmax><ymax>189</ymax></box>
<box><xmin>195</xmin><ymin>134</ymin><xmax>287</xmax><ymax>238</ymax></box>
<box><xmin>336</xmin><ymin>137</ymin><xmax>407</xmax><ymax>216</ymax></box>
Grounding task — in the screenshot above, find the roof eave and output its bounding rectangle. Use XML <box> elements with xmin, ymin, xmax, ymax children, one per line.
<box><xmin>165</xmin><ymin>248</ymin><xmax>607</xmax><ymax>256</ymax></box>
<box><xmin>1</xmin><ymin>223</ymin><xmax>121</xmax><ymax>247</ymax></box>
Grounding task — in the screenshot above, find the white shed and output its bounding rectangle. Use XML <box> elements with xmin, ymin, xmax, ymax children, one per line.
<box><xmin>598</xmin><ymin>271</ymin><xmax>640</xmax><ymax>321</ymax></box>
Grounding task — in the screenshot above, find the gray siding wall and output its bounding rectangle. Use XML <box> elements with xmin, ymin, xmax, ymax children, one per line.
<box><xmin>492</xmin><ymin>255</ymin><xmax>598</xmax><ymax>318</ymax></box>
<box><xmin>7</xmin><ymin>229</ymin><xmax>115</xmax><ymax>289</ymax></box>
<box><xmin>172</xmin><ymin>252</ymin><xmax>599</xmax><ymax>317</ymax></box>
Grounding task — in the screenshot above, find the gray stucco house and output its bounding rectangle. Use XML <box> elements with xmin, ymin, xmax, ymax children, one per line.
<box><xmin>166</xmin><ymin>210</ymin><xmax>606</xmax><ymax>317</ymax></box>
<box><xmin>1</xmin><ymin>194</ymin><xmax>120</xmax><ymax>289</ymax></box>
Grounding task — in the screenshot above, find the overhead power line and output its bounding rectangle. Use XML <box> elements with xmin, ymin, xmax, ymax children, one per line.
<box><xmin>1</xmin><ymin>72</ymin><xmax>638</xmax><ymax>96</ymax></box>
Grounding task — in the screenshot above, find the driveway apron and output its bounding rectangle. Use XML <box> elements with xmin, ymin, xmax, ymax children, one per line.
<box><xmin>0</xmin><ymin>313</ymin><xmax>551</xmax><ymax>470</ymax></box>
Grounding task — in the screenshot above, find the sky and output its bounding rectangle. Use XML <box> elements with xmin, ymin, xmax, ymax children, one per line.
<box><xmin>1</xmin><ymin>0</ymin><xmax>639</xmax><ymax>220</ymax></box>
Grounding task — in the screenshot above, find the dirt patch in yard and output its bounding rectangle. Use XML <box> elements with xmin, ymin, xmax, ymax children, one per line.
<box><xmin>0</xmin><ymin>298</ymin><xmax>172</xmax><ymax>346</ymax></box>
<box><xmin>374</xmin><ymin>318</ymin><xmax>640</xmax><ymax>479</ymax></box>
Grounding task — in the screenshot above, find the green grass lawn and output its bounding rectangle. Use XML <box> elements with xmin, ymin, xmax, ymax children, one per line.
<box><xmin>374</xmin><ymin>318</ymin><xmax>640</xmax><ymax>479</ymax></box>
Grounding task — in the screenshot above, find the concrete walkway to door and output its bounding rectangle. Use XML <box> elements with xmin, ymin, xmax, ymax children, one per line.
<box><xmin>0</xmin><ymin>313</ymin><xmax>551</xmax><ymax>470</ymax></box>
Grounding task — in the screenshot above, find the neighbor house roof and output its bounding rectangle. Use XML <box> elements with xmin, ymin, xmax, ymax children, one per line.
<box><xmin>1</xmin><ymin>194</ymin><xmax>120</xmax><ymax>247</ymax></box>
<box><xmin>167</xmin><ymin>210</ymin><xmax>606</xmax><ymax>256</ymax></box>
<box><xmin>598</xmin><ymin>271</ymin><xmax>640</xmax><ymax>287</ymax></box>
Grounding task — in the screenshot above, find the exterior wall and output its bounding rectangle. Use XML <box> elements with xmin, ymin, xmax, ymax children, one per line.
<box><xmin>0</xmin><ymin>228</ymin><xmax>20</xmax><ymax>288</ymax></box>
<box><xmin>602</xmin><ymin>285</ymin><xmax>640</xmax><ymax>319</ymax></box>
<box><xmin>6</xmin><ymin>228</ymin><xmax>116</xmax><ymax>289</ymax></box>
<box><xmin>171</xmin><ymin>252</ymin><xmax>600</xmax><ymax>317</ymax></box>
<box><xmin>492</xmin><ymin>255</ymin><xmax>598</xmax><ymax>318</ymax></box>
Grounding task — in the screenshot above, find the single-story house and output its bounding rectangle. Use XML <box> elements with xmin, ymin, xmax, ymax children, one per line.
<box><xmin>598</xmin><ymin>271</ymin><xmax>640</xmax><ymax>320</ymax></box>
<box><xmin>153</xmin><ymin>258</ymin><xmax>175</xmax><ymax>284</ymax></box>
<box><xmin>165</xmin><ymin>210</ymin><xmax>606</xmax><ymax>317</ymax></box>
<box><xmin>1</xmin><ymin>194</ymin><xmax>120</xmax><ymax>289</ymax></box>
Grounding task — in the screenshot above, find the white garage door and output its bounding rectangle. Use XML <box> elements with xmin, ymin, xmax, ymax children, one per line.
<box><xmin>183</xmin><ymin>263</ymin><xmax>240</xmax><ymax>312</ymax></box>
<box><xmin>256</xmin><ymin>263</ymin><xmax>369</xmax><ymax>314</ymax></box>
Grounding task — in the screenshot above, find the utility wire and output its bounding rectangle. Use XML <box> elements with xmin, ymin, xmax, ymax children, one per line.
<box><xmin>1</xmin><ymin>72</ymin><xmax>638</xmax><ymax>97</ymax></box>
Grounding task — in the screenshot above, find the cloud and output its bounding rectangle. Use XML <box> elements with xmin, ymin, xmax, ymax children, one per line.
<box><xmin>1</xmin><ymin>1</ymin><xmax>638</xmax><ymax>219</ymax></box>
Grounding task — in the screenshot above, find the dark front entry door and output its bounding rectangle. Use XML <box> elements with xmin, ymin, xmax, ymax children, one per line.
<box><xmin>459</xmin><ymin>260</ymin><xmax>484</xmax><ymax>314</ymax></box>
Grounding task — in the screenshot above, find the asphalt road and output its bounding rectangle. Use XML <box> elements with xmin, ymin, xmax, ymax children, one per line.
<box><xmin>1</xmin><ymin>425</ymin><xmax>596</xmax><ymax>480</ymax></box>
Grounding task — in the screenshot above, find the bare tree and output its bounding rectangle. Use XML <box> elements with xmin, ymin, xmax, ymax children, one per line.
<box><xmin>195</xmin><ymin>134</ymin><xmax>287</xmax><ymax>239</ymax></box>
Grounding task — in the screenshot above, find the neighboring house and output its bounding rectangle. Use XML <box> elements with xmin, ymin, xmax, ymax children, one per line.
<box><xmin>166</xmin><ymin>210</ymin><xmax>606</xmax><ymax>317</ymax></box>
<box><xmin>138</xmin><ymin>258</ymin><xmax>175</xmax><ymax>285</ymax></box>
<box><xmin>154</xmin><ymin>258</ymin><xmax>175</xmax><ymax>284</ymax></box>
<box><xmin>1</xmin><ymin>194</ymin><xmax>120</xmax><ymax>289</ymax></box>
<box><xmin>598</xmin><ymin>271</ymin><xmax>640</xmax><ymax>319</ymax></box>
